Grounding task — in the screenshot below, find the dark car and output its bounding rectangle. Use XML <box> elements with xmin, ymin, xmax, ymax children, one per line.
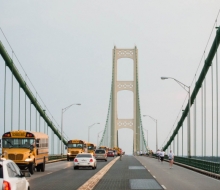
<box><xmin>107</xmin><ymin>151</ymin><xmax>114</xmax><ymax>157</ymax></box>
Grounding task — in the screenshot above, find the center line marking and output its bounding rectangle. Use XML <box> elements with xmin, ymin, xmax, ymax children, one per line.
<box><xmin>161</xmin><ymin>185</ymin><xmax>167</xmax><ymax>189</ymax></box>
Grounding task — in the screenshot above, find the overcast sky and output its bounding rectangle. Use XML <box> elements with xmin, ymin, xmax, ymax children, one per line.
<box><xmin>0</xmin><ymin>1</ymin><xmax>220</xmax><ymax>155</ymax></box>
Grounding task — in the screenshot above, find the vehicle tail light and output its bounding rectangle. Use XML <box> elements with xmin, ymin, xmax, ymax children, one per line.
<box><xmin>89</xmin><ymin>159</ymin><xmax>93</xmax><ymax>162</ymax></box>
<box><xmin>3</xmin><ymin>180</ymin><xmax>11</xmax><ymax>190</ymax></box>
<box><xmin>74</xmin><ymin>158</ymin><xmax>78</xmax><ymax>162</ymax></box>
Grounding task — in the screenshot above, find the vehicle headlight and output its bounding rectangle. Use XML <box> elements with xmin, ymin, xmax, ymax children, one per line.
<box><xmin>25</xmin><ymin>158</ymin><xmax>33</xmax><ymax>162</ymax></box>
<box><xmin>67</xmin><ymin>153</ymin><xmax>71</xmax><ymax>155</ymax></box>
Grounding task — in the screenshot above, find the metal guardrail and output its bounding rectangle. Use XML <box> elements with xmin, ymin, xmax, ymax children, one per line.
<box><xmin>173</xmin><ymin>156</ymin><xmax>220</xmax><ymax>174</ymax></box>
<box><xmin>48</xmin><ymin>155</ymin><xmax>67</xmax><ymax>161</ymax></box>
<box><xmin>152</xmin><ymin>154</ymin><xmax>220</xmax><ymax>175</ymax></box>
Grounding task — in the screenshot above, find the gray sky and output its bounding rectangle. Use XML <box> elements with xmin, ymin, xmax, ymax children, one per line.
<box><xmin>0</xmin><ymin>1</ymin><xmax>220</xmax><ymax>155</ymax></box>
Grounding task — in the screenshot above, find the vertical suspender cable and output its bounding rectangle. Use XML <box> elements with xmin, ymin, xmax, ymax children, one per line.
<box><xmin>204</xmin><ymin>77</ymin><xmax>206</xmax><ymax>156</ymax></box>
<box><xmin>201</xmin><ymin>83</ymin><xmax>203</xmax><ymax>156</ymax></box>
<box><xmin>30</xmin><ymin>102</ymin><xmax>31</xmax><ymax>131</ymax></box>
<box><xmin>25</xmin><ymin>76</ymin><xmax>27</xmax><ymax>130</ymax></box>
<box><xmin>215</xmin><ymin>25</ymin><xmax>219</xmax><ymax>157</ymax></box>
<box><xmin>11</xmin><ymin>52</ymin><xmax>13</xmax><ymax>131</ymax></box>
<box><xmin>177</xmin><ymin>131</ymin><xmax>179</xmax><ymax>156</ymax></box>
<box><xmin>194</xmin><ymin>77</ymin><xmax>196</xmax><ymax>156</ymax></box>
<box><xmin>4</xmin><ymin>63</ymin><xmax>6</xmax><ymax>133</ymax></box>
<box><xmin>39</xmin><ymin>113</ymin><xmax>40</xmax><ymax>132</ymax></box>
<box><xmin>182</xmin><ymin>123</ymin><xmax>183</xmax><ymax>157</ymax></box>
<box><xmin>211</xmin><ymin>59</ymin><xmax>214</xmax><ymax>157</ymax></box>
<box><xmin>18</xmin><ymin>85</ymin><xmax>20</xmax><ymax>130</ymax></box>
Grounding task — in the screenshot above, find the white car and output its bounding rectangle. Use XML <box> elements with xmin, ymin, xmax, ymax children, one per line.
<box><xmin>0</xmin><ymin>158</ymin><xmax>30</xmax><ymax>190</ymax></box>
<box><xmin>73</xmin><ymin>153</ymin><xmax>97</xmax><ymax>170</ymax></box>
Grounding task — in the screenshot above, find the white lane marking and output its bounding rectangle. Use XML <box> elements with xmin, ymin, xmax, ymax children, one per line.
<box><xmin>47</xmin><ymin>172</ymin><xmax>52</xmax><ymax>174</ymax></box>
<box><xmin>148</xmin><ymin>169</ymin><xmax>150</xmax><ymax>172</ymax></box>
<box><xmin>161</xmin><ymin>185</ymin><xmax>166</xmax><ymax>189</ymax></box>
<box><xmin>153</xmin><ymin>175</ymin><xmax>156</xmax><ymax>178</ymax></box>
<box><xmin>78</xmin><ymin>157</ymin><xmax>119</xmax><ymax>190</ymax></box>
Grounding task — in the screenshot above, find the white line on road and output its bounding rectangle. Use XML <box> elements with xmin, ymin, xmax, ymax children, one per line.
<box><xmin>161</xmin><ymin>185</ymin><xmax>166</xmax><ymax>189</ymax></box>
<box><xmin>47</xmin><ymin>172</ymin><xmax>52</xmax><ymax>174</ymax></box>
<box><xmin>153</xmin><ymin>175</ymin><xmax>156</xmax><ymax>178</ymax></box>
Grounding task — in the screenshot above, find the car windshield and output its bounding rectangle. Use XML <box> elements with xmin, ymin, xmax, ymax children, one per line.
<box><xmin>95</xmin><ymin>150</ymin><xmax>105</xmax><ymax>154</ymax></box>
<box><xmin>76</xmin><ymin>154</ymin><xmax>92</xmax><ymax>158</ymax></box>
<box><xmin>2</xmin><ymin>138</ymin><xmax>35</xmax><ymax>148</ymax></box>
<box><xmin>67</xmin><ymin>143</ymin><xmax>83</xmax><ymax>148</ymax></box>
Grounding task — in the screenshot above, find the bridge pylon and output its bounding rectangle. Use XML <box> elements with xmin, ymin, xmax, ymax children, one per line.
<box><xmin>111</xmin><ymin>46</ymin><xmax>140</xmax><ymax>154</ymax></box>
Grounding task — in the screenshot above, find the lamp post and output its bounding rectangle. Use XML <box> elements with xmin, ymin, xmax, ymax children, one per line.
<box><xmin>97</xmin><ymin>130</ymin><xmax>104</xmax><ymax>146</ymax></box>
<box><xmin>143</xmin><ymin>115</ymin><xmax>158</xmax><ymax>151</ymax></box>
<box><xmin>161</xmin><ymin>76</ymin><xmax>191</xmax><ymax>158</ymax></box>
<box><xmin>88</xmin><ymin>123</ymin><xmax>100</xmax><ymax>142</ymax></box>
<box><xmin>61</xmin><ymin>103</ymin><xmax>81</xmax><ymax>155</ymax></box>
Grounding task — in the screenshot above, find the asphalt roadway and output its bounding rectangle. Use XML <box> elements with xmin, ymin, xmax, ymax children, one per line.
<box><xmin>136</xmin><ymin>155</ymin><xmax>220</xmax><ymax>190</ymax></box>
<box><xmin>28</xmin><ymin>157</ymin><xmax>115</xmax><ymax>190</ymax></box>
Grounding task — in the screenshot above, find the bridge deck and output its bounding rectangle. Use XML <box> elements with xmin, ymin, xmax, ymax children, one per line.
<box><xmin>93</xmin><ymin>155</ymin><xmax>220</xmax><ymax>190</ymax></box>
<box><xmin>94</xmin><ymin>155</ymin><xmax>163</xmax><ymax>190</ymax></box>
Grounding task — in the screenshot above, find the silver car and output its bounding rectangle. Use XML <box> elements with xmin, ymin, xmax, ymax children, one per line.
<box><xmin>95</xmin><ymin>149</ymin><xmax>107</xmax><ymax>161</ymax></box>
<box><xmin>73</xmin><ymin>153</ymin><xmax>97</xmax><ymax>170</ymax></box>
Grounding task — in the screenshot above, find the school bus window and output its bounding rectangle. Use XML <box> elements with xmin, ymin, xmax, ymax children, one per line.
<box><xmin>2</xmin><ymin>138</ymin><xmax>35</xmax><ymax>148</ymax></box>
<box><xmin>67</xmin><ymin>143</ymin><xmax>83</xmax><ymax>148</ymax></box>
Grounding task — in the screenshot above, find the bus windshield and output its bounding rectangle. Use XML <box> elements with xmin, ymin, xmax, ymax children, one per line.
<box><xmin>67</xmin><ymin>143</ymin><xmax>83</xmax><ymax>148</ymax></box>
<box><xmin>88</xmin><ymin>145</ymin><xmax>94</xmax><ymax>150</ymax></box>
<box><xmin>2</xmin><ymin>138</ymin><xmax>35</xmax><ymax>148</ymax></box>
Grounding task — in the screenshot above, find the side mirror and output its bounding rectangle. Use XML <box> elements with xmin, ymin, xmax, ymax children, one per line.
<box><xmin>36</xmin><ymin>139</ymin><xmax>40</xmax><ymax>148</ymax></box>
<box><xmin>21</xmin><ymin>171</ymin><xmax>31</xmax><ymax>177</ymax></box>
<box><xmin>30</xmin><ymin>145</ymin><xmax>34</xmax><ymax>151</ymax></box>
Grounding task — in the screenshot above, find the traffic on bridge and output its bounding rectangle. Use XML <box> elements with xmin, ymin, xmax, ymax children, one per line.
<box><xmin>0</xmin><ymin>1</ymin><xmax>220</xmax><ymax>190</ymax></box>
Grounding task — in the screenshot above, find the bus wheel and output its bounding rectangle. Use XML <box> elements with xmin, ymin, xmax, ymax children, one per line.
<box><xmin>36</xmin><ymin>164</ymin><xmax>41</xmax><ymax>172</ymax></box>
<box><xmin>40</xmin><ymin>159</ymin><xmax>45</xmax><ymax>172</ymax></box>
<box><xmin>29</xmin><ymin>163</ymin><xmax>35</xmax><ymax>175</ymax></box>
<box><xmin>67</xmin><ymin>156</ymin><xmax>69</xmax><ymax>161</ymax></box>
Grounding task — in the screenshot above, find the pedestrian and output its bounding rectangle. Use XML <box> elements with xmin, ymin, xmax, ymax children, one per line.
<box><xmin>120</xmin><ymin>149</ymin><xmax>122</xmax><ymax>161</ymax></box>
<box><xmin>160</xmin><ymin>149</ymin><xmax>165</xmax><ymax>163</ymax></box>
<box><xmin>140</xmin><ymin>150</ymin><xmax>143</xmax><ymax>156</ymax></box>
<box><xmin>168</xmin><ymin>150</ymin><xmax>174</xmax><ymax>168</ymax></box>
<box><xmin>156</xmin><ymin>149</ymin><xmax>161</xmax><ymax>162</ymax></box>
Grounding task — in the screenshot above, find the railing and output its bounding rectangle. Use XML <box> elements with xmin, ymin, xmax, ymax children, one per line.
<box><xmin>48</xmin><ymin>154</ymin><xmax>67</xmax><ymax>161</ymax></box>
<box><xmin>152</xmin><ymin>154</ymin><xmax>220</xmax><ymax>175</ymax></box>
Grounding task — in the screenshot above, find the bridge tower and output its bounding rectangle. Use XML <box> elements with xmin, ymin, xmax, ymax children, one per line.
<box><xmin>111</xmin><ymin>46</ymin><xmax>140</xmax><ymax>154</ymax></box>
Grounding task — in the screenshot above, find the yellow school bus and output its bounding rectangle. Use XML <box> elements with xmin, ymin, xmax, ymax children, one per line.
<box><xmin>113</xmin><ymin>147</ymin><xmax>121</xmax><ymax>156</ymax></box>
<box><xmin>66</xmin><ymin>139</ymin><xmax>86</xmax><ymax>161</ymax></box>
<box><xmin>99</xmin><ymin>146</ymin><xmax>108</xmax><ymax>152</ymax></box>
<box><xmin>1</xmin><ymin>130</ymin><xmax>49</xmax><ymax>174</ymax></box>
<box><xmin>86</xmin><ymin>142</ymin><xmax>96</xmax><ymax>155</ymax></box>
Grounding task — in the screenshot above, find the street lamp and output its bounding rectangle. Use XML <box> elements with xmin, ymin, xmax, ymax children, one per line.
<box><xmin>143</xmin><ymin>115</ymin><xmax>158</xmax><ymax>151</ymax></box>
<box><xmin>161</xmin><ymin>76</ymin><xmax>191</xmax><ymax>158</ymax></box>
<box><xmin>61</xmin><ymin>103</ymin><xmax>81</xmax><ymax>155</ymax></box>
<box><xmin>97</xmin><ymin>130</ymin><xmax>104</xmax><ymax>146</ymax></box>
<box><xmin>88</xmin><ymin>123</ymin><xmax>100</xmax><ymax>142</ymax></box>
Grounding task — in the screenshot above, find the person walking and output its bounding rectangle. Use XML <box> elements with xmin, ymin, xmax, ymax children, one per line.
<box><xmin>160</xmin><ymin>149</ymin><xmax>165</xmax><ymax>163</ymax></box>
<box><xmin>156</xmin><ymin>149</ymin><xmax>161</xmax><ymax>162</ymax></box>
<box><xmin>168</xmin><ymin>150</ymin><xmax>174</xmax><ymax>168</ymax></box>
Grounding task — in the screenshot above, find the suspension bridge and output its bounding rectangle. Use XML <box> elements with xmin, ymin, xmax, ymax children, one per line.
<box><xmin>0</xmin><ymin>20</ymin><xmax>220</xmax><ymax>190</ymax></box>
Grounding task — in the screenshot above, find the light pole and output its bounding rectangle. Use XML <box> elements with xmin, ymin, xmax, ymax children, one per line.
<box><xmin>61</xmin><ymin>103</ymin><xmax>81</xmax><ymax>155</ymax></box>
<box><xmin>88</xmin><ymin>123</ymin><xmax>100</xmax><ymax>142</ymax></box>
<box><xmin>161</xmin><ymin>76</ymin><xmax>191</xmax><ymax>158</ymax></box>
<box><xmin>97</xmin><ymin>130</ymin><xmax>104</xmax><ymax>146</ymax></box>
<box><xmin>143</xmin><ymin>115</ymin><xmax>158</xmax><ymax>151</ymax></box>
